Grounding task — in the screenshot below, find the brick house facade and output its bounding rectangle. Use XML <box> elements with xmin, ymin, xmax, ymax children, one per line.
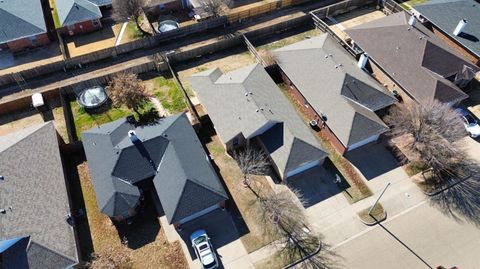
<box><xmin>61</xmin><ymin>19</ymin><xmax>103</xmax><ymax>36</ymax></box>
<box><xmin>2</xmin><ymin>33</ymin><xmax>50</xmax><ymax>53</ymax></box>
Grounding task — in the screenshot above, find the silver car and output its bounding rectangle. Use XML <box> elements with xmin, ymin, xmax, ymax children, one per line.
<box><xmin>190</xmin><ymin>229</ymin><xmax>218</xmax><ymax>269</ymax></box>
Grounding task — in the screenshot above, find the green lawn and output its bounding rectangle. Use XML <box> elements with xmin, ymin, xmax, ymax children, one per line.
<box><xmin>399</xmin><ymin>0</ymin><xmax>429</xmax><ymax>10</ymax></box>
<box><xmin>71</xmin><ymin>101</ymin><xmax>155</xmax><ymax>139</ymax></box>
<box><xmin>152</xmin><ymin>76</ymin><xmax>188</xmax><ymax>114</ymax></box>
<box><xmin>125</xmin><ymin>22</ymin><xmax>144</xmax><ymax>41</ymax></box>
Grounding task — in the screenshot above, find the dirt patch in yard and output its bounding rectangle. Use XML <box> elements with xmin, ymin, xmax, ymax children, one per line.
<box><xmin>77</xmin><ymin>162</ymin><xmax>188</xmax><ymax>269</ymax></box>
<box><xmin>0</xmin><ymin>107</ymin><xmax>69</xmax><ymax>142</ymax></box>
<box><xmin>65</xmin><ymin>24</ymin><xmax>123</xmax><ymax>57</ymax></box>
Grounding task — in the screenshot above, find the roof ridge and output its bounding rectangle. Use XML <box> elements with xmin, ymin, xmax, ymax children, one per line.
<box><xmin>29</xmin><ymin>240</ymin><xmax>78</xmax><ymax>263</ymax></box>
<box><xmin>0</xmin><ymin>122</ymin><xmax>52</xmax><ymax>153</ymax></box>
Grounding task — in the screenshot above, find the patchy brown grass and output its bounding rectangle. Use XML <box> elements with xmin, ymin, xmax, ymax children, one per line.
<box><xmin>77</xmin><ymin>162</ymin><xmax>188</xmax><ymax>269</ymax></box>
<box><xmin>357</xmin><ymin>203</ymin><xmax>385</xmax><ymax>224</ymax></box>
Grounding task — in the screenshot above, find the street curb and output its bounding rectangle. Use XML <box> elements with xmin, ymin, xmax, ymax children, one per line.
<box><xmin>423</xmin><ymin>176</ymin><xmax>470</xmax><ymax>197</ymax></box>
<box><xmin>359</xmin><ymin>211</ymin><xmax>387</xmax><ymax>226</ymax></box>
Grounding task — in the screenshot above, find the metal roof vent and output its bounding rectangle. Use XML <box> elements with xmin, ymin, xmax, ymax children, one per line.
<box><xmin>128</xmin><ymin>130</ymin><xmax>139</xmax><ymax>144</ymax></box>
<box><xmin>0</xmin><ymin>175</ymin><xmax>4</xmax><ymax>181</ymax></box>
<box><xmin>408</xmin><ymin>15</ymin><xmax>416</xmax><ymax>27</ymax></box>
<box><xmin>453</xmin><ymin>19</ymin><xmax>468</xmax><ymax>36</ymax></box>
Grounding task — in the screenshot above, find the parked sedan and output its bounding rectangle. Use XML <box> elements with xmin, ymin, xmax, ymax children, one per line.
<box><xmin>190</xmin><ymin>229</ymin><xmax>218</xmax><ymax>269</ymax></box>
<box><xmin>458</xmin><ymin>108</ymin><xmax>480</xmax><ymax>138</ymax></box>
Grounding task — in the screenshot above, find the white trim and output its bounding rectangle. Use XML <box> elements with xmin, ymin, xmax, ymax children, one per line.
<box><xmin>178</xmin><ymin>204</ymin><xmax>220</xmax><ymax>225</ymax></box>
<box><xmin>286</xmin><ymin>159</ymin><xmax>321</xmax><ymax>178</ymax></box>
<box><xmin>347</xmin><ymin>134</ymin><xmax>379</xmax><ymax>151</ymax></box>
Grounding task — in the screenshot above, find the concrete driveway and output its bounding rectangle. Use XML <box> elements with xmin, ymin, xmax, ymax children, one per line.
<box><xmin>345</xmin><ymin>142</ymin><xmax>401</xmax><ymax>181</ymax></box>
<box><xmin>161</xmin><ymin>209</ymin><xmax>254</xmax><ymax>269</ymax></box>
<box><xmin>286</xmin><ymin>165</ymin><xmax>343</xmax><ymax>208</ymax></box>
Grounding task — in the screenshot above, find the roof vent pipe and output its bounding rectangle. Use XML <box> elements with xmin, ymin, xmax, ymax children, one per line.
<box><xmin>453</xmin><ymin>19</ymin><xmax>468</xmax><ymax>36</ymax></box>
<box><xmin>128</xmin><ymin>130</ymin><xmax>140</xmax><ymax>144</ymax></box>
<box><xmin>408</xmin><ymin>15</ymin><xmax>416</xmax><ymax>27</ymax></box>
<box><xmin>358</xmin><ymin>53</ymin><xmax>368</xmax><ymax>69</ymax></box>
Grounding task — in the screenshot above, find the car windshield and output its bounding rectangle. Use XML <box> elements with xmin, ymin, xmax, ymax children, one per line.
<box><xmin>193</xmin><ymin>235</ymin><xmax>207</xmax><ymax>245</ymax></box>
<box><xmin>465</xmin><ymin>114</ymin><xmax>476</xmax><ymax>125</ymax></box>
<box><xmin>199</xmin><ymin>244</ymin><xmax>209</xmax><ymax>251</ymax></box>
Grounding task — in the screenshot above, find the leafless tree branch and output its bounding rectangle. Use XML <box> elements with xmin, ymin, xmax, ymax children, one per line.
<box><xmin>106</xmin><ymin>72</ymin><xmax>152</xmax><ymax>117</ymax></box>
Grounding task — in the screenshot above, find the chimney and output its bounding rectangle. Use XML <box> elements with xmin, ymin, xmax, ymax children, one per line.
<box><xmin>453</xmin><ymin>19</ymin><xmax>468</xmax><ymax>36</ymax></box>
<box><xmin>408</xmin><ymin>15</ymin><xmax>417</xmax><ymax>27</ymax></box>
<box><xmin>358</xmin><ymin>53</ymin><xmax>368</xmax><ymax>69</ymax></box>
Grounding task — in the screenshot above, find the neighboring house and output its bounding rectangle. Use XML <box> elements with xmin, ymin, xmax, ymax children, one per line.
<box><xmin>414</xmin><ymin>0</ymin><xmax>480</xmax><ymax>65</ymax></box>
<box><xmin>81</xmin><ymin>113</ymin><xmax>228</xmax><ymax>229</ymax></box>
<box><xmin>0</xmin><ymin>0</ymin><xmax>50</xmax><ymax>53</ymax></box>
<box><xmin>346</xmin><ymin>12</ymin><xmax>480</xmax><ymax>105</ymax></box>
<box><xmin>0</xmin><ymin>122</ymin><xmax>79</xmax><ymax>269</ymax></box>
<box><xmin>273</xmin><ymin>35</ymin><xmax>397</xmax><ymax>155</ymax></box>
<box><xmin>189</xmin><ymin>64</ymin><xmax>329</xmax><ymax>180</ymax></box>
<box><xmin>144</xmin><ymin>0</ymin><xmax>185</xmax><ymax>17</ymax></box>
<box><xmin>54</xmin><ymin>0</ymin><xmax>103</xmax><ymax>36</ymax></box>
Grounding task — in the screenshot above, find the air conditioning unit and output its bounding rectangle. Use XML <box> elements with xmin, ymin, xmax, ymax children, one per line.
<box><xmin>68</xmin><ymin>30</ymin><xmax>74</xmax><ymax>36</ymax></box>
<box><xmin>309</xmin><ymin>120</ymin><xmax>318</xmax><ymax>127</ymax></box>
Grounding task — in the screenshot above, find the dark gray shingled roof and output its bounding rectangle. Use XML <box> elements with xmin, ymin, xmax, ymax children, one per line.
<box><xmin>346</xmin><ymin>11</ymin><xmax>480</xmax><ymax>105</ymax></box>
<box><xmin>0</xmin><ymin>0</ymin><xmax>47</xmax><ymax>43</ymax></box>
<box><xmin>415</xmin><ymin>0</ymin><xmax>480</xmax><ymax>58</ymax></box>
<box><xmin>274</xmin><ymin>35</ymin><xmax>397</xmax><ymax>148</ymax></box>
<box><xmin>88</xmin><ymin>0</ymin><xmax>112</xmax><ymax>6</ymax></box>
<box><xmin>0</xmin><ymin>122</ymin><xmax>78</xmax><ymax>268</ymax></box>
<box><xmin>82</xmin><ymin>113</ymin><xmax>228</xmax><ymax>224</ymax></box>
<box><xmin>56</xmin><ymin>0</ymin><xmax>102</xmax><ymax>27</ymax></box>
<box><xmin>189</xmin><ymin>64</ymin><xmax>328</xmax><ymax>178</ymax></box>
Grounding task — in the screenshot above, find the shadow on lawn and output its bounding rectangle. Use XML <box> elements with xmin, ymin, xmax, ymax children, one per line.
<box><xmin>429</xmin><ymin>176</ymin><xmax>480</xmax><ymax>226</ymax></box>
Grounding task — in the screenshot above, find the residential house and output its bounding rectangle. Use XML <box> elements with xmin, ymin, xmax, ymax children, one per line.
<box><xmin>346</xmin><ymin>11</ymin><xmax>480</xmax><ymax>105</ymax></box>
<box><xmin>81</xmin><ymin>113</ymin><xmax>228</xmax><ymax>229</ymax></box>
<box><xmin>0</xmin><ymin>122</ymin><xmax>79</xmax><ymax>268</ymax></box>
<box><xmin>0</xmin><ymin>0</ymin><xmax>50</xmax><ymax>53</ymax></box>
<box><xmin>189</xmin><ymin>64</ymin><xmax>328</xmax><ymax>181</ymax></box>
<box><xmin>414</xmin><ymin>0</ymin><xmax>480</xmax><ymax>65</ymax></box>
<box><xmin>273</xmin><ymin>34</ymin><xmax>397</xmax><ymax>155</ymax></box>
<box><xmin>54</xmin><ymin>0</ymin><xmax>103</xmax><ymax>36</ymax></box>
<box><xmin>144</xmin><ymin>0</ymin><xmax>185</xmax><ymax>17</ymax></box>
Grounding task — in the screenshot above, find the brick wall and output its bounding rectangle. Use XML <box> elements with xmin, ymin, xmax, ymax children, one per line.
<box><xmin>429</xmin><ymin>25</ymin><xmax>480</xmax><ymax>66</ymax></box>
<box><xmin>279</xmin><ymin>69</ymin><xmax>348</xmax><ymax>155</ymax></box>
<box><xmin>62</xmin><ymin>19</ymin><xmax>102</xmax><ymax>36</ymax></box>
<box><xmin>6</xmin><ymin>33</ymin><xmax>50</xmax><ymax>53</ymax></box>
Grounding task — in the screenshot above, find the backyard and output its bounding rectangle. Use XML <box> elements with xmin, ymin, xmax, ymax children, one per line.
<box><xmin>144</xmin><ymin>76</ymin><xmax>188</xmax><ymax>115</ymax></box>
<box><xmin>77</xmin><ymin>162</ymin><xmax>188</xmax><ymax>269</ymax></box>
<box><xmin>70</xmin><ymin>100</ymin><xmax>156</xmax><ymax>139</ymax></box>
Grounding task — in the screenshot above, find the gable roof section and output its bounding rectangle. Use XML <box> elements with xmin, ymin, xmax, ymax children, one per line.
<box><xmin>0</xmin><ymin>122</ymin><xmax>78</xmax><ymax>268</ymax></box>
<box><xmin>190</xmin><ymin>64</ymin><xmax>328</xmax><ymax>177</ymax></box>
<box><xmin>346</xmin><ymin>12</ymin><xmax>479</xmax><ymax>105</ymax></box>
<box><xmin>0</xmin><ymin>0</ymin><xmax>47</xmax><ymax>43</ymax></box>
<box><xmin>56</xmin><ymin>0</ymin><xmax>102</xmax><ymax>27</ymax></box>
<box><xmin>414</xmin><ymin>0</ymin><xmax>480</xmax><ymax>57</ymax></box>
<box><xmin>88</xmin><ymin>0</ymin><xmax>112</xmax><ymax>6</ymax></box>
<box><xmin>82</xmin><ymin>113</ymin><xmax>227</xmax><ymax>223</ymax></box>
<box><xmin>274</xmin><ymin>35</ymin><xmax>395</xmax><ymax>148</ymax></box>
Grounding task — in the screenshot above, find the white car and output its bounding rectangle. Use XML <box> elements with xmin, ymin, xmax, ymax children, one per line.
<box><xmin>190</xmin><ymin>229</ymin><xmax>218</xmax><ymax>269</ymax></box>
<box><xmin>458</xmin><ymin>109</ymin><xmax>480</xmax><ymax>138</ymax></box>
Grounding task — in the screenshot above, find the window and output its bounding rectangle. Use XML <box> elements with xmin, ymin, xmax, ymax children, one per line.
<box><xmin>92</xmin><ymin>19</ymin><xmax>99</xmax><ymax>26</ymax></box>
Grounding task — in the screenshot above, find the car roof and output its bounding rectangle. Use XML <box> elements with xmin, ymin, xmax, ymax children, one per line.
<box><xmin>190</xmin><ymin>229</ymin><xmax>208</xmax><ymax>241</ymax></box>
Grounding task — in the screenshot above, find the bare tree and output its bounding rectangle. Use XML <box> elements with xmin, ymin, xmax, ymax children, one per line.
<box><xmin>256</xmin><ymin>190</ymin><xmax>338</xmax><ymax>268</ymax></box>
<box><xmin>112</xmin><ymin>0</ymin><xmax>150</xmax><ymax>36</ymax></box>
<box><xmin>88</xmin><ymin>244</ymin><xmax>133</xmax><ymax>269</ymax></box>
<box><xmin>232</xmin><ymin>147</ymin><xmax>270</xmax><ymax>189</ymax></box>
<box><xmin>203</xmin><ymin>0</ymin><xmax>223</xmax><ymax>18</ymax></box>
<box><xmin>106</xmin><ymin>72</ymin><xmax>152</xmax><ymax>117</ymax></box>
<box><xmin>385</xmin><ymin>100</ymin><xmax>466</xmax><ymax>182</ymax></box>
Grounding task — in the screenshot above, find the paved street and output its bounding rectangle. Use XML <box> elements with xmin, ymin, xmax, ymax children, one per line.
<box><xmin>334</xmin><ymin>201</ymin><xmax>480</xmax><ymax>268</ymax></box>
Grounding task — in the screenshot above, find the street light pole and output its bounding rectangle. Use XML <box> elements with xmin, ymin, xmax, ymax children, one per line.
<box><xmin>368</xmin><ymin>182</ymin><xmax>391</xmax><ymax>216</ymax></box>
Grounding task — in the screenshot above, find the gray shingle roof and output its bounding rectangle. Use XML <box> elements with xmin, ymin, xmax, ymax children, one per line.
<box><xmin>274</xmin><ymin>35</ymin><xmax>396</xmax><ymax>148</ymax></box>
<box><xmin>0</xmin><ymin>122</ymin><xmax>78</xmax><ymax>268</ymax></box>
<box><xmin>0</xmin><ymin>0</ymin><xmax>47</xmax><ymax>43</ymax></box>
<box><xmin>88</xmin><ymin>0</ymin><xmax>112</xmax><ymax>6</ymax></box>
<box><xmin>56</xmin><ymin>0</ymin><xmax>102</xmax><ymax>27</ymax></box>
<box><xmin>414</xmin><ymin>0</ymin><xmax>480</xmax><ymax>58</ymax></box>
<box><xmin>189</xmin><ymin>64</ymin><xmax>328</xmax><ymax>178</ymax></box>
<box><xmin>82</xmin><ymin>113</ymin><xmax>228</xmax><ymax>224</ymax></box>
<box><xmin>346</xmin><ymin>12</ymin><xmax>479</xmax><ymax>105</ymax></box>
